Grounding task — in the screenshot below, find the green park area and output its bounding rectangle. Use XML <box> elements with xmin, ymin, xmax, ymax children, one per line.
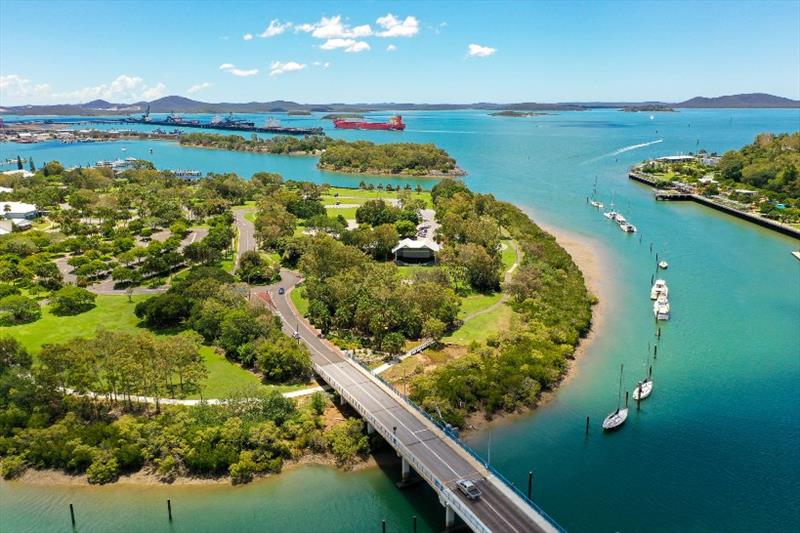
<box><xmin>0</xmin><ymin>294</ymin><xmax>310</xmax><ymax>399</ymax></box>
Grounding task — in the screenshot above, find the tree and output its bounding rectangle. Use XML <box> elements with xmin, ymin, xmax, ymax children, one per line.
<box><xmin>50</xmin><ymin>285</ymin><xmax>97</xmax><ymax>315</ymax></box>
<box><xmin>0</xmin><ymin>295</ymin><xmax>41</xmax><ymax>325</ymax></box>
<box><xmin>326</xmin><ymin>419</ymin><xmax>368</xmax><ymax>467</ymax></box>
<box><xmin>370</xmin><ymin>224</ymin><xmax>400</xmax><ymax>261</ymax></box>
<box><xmin>28</xmin><ymin>158</ymin><xmax>36</xmax><ymax>172</ymax></box>
<box><xmin>251</xmin><ymin>335</ymin><xmax>312</xmax><ymax>382</ymax></box>
<box><xmin>237</xmin><ymin>251</ymin><xmax>276</xmax><ymax>284</ymax></box>
<box><xmin>134</xmin><ymin>293</ymin><xmax>191</xmax><ymax>327</ymax></box>
<box><xmin>16</xmin><ymin>156</ymin><xmax>22</xmax><ymax>171</ymax></box>
<box><xmin>0</xmin><ymin>335</ymin><xmax>32</xmax><ymax>372</ymax></box>
<box><xmin>42</xmin><ymin>161</ymin><xmax>64</xmax><ymax>177</ymax></box>
<box><xmin>422</xmin><ymin>317</ymin><xmax>446</xmax><ymax>344</ymax></box>
<box><xmin>395</xmin><ymin>219</ymin><xmax>417</xmax><ymax>239</ymax></box>
<box><xmin>381</xmin><ymin>332</ymin><xmax>405</xmax><ymax>356</ymax></box>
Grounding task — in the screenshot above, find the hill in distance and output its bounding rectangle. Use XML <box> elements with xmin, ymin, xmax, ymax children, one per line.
<box><xmin>1</xmin><ymin>93</ymin><xmax>797</xmax><ymax>115</ymax></box>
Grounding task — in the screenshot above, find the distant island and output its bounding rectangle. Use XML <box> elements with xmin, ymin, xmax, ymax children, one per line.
<box><xmin>674</xmin><ymin>93</ymin><xmax>800</xmax><ymax>108</ymax></box>
<box><xmin>286</xmin><ymin>110</ymin><xmax>311</xmax><ymax>116</ymax></box>
<box><xmin>621</xmin><ymin>104</ymin><xmax>675</xmax><ymax>112</ymax></box>
<box><xmin>489</xmin><ymin>110</ymin><xmax>549</xmax><ymax>117</ymax></box>
<box><xmin>321</xmin><ymin>113</ymin><xmax>365</xmax><ymax>120</ymax></box>
<box><xmin>1</xmin><ymin>92</ymin><xmax>797</xmax><ymax>116</ymax></box>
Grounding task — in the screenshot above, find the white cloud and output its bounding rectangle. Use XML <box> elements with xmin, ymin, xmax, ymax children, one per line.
<box><xmin>467</xmin><ymin>43</ymin><xmax>497</xmax><ymax>57</ymax></box>
<box><xmin>60</xmin><ymin>75</ymin><xmax>166</xmax><ymax>102</ymax></box>
<box><xmin>187</xmin><ymin>82</ymin><xmax>212</xmax><ymax>95</ymax></box>
<box><xmin>319</xmin><ymin>38</ymin><xmax>370</xmax><ymax>52</ymax></box>
<box><xmin>312</xmin><ymin>61</ymin><xmax>331</xmax><ymax>69</ymax></box>
<box><xmin>1</xmin><ymin>74</ymin><xmax>168</xmax><ymax>104</ymax></box>
<box><xmin>0</xmin><ymin>74</ymin><xmax>52</xmax><ymax>103</ymax></box>
<box><xmin>219</xmin><ymin>64</ymin><xmax>259</xmax><ymax>77</ymax></box>
<box><xmin>260</xmin><ymin>19</ymin><xmax>291</xmax><ymax>38</ymax></box>
<box><xmin>298</xmin><ymin>15</ymin><xmax>373</xmax><ymax>39</ymax></box>
<box><xmin>375</xmin><ymin>14</ymin><xmax>419</xmax><ymax>37</ymax></box>
<box><xmin>269</xmin><ymin>61</ymin><xmax>307</xmax><ymax>76</ymax></box>
<box><xmin>386</xmin><ymin>44</ymin><xmax>397</xmax><ymax>52</ymax></box>
<box><xmin>243</xmin><ymin>33</ymin><xmax>254</xmax><ymax>41</ymax></box>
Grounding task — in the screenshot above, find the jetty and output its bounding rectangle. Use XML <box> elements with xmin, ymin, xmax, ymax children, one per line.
<box><xmin>629</xmin><ymin>171</ymin><xmax>800</xmax><ymax>240</ymax></box>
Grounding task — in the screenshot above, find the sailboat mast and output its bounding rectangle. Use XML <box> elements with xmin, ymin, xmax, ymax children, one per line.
<box><xmin>617</xmin><ymin>364</ymin><xmax>624</xmax><ymax>409</ymax></box>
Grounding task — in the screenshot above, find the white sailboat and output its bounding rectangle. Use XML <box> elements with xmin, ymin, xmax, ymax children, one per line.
<box><xmin>602</xmin><ymin>364</ymin><xmax>629</xmax><ymax>431</ymax></box>
<box><xmin>633</xmin><ymin>351</ymin><xmax>654</xmax><ymax>401</ymax></box>
<box><xmin>658</xmin><ymin>260</ymin><xmax>669</xmax><ymax>269</ymax></box>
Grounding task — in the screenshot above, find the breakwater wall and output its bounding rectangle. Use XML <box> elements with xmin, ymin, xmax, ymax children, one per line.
<box><xmin>629</xmin><ymin>172</ymin><xmax>800</xmax><ymax>240</ymax></box>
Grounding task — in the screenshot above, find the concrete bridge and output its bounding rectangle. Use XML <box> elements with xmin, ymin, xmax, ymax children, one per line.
<box><xmin>263</xmin><ymin>271</ymin><xmax>565</xmax><ymax>533</ymax></box>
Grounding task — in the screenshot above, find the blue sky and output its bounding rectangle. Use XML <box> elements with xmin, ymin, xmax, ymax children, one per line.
<box><xmin>1</xmin><ymin>0</ymin><xmax>799</xmax><ymax>105</ymax></box>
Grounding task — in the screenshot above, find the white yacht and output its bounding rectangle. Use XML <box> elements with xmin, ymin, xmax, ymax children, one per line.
<box><xmin>653</xmin><ymin>295</ymin><xmax>670</xmax><ymax>320</ymax></box>
<box><xmin>650</xmin><ymin>279</ymin><xmax>668</xmax><ymax>300</ymax></box>
<box><xmin>603</xmin><ymin>364</ymin><xmax>629</xmax><ymax>431</ymax></box>
<box><xmin>590</xmin><ymin>199</ymin><xmax>604</xmax><ymax>208</ymax></box>
<box><xmin>620</xmin><ymin>222</ymin><xmax>637</xmax><ymax>233</ymax></box>
<box><xmin>658</xmin><ymin>260</ymin><xmax>669</xmax><ymax>269</ymax></box>
<box><xmin>603</xmin><ymin>210</ymin><xmax>619</xmax><ymax>221</ymax></box>
<box><xmin>633</xmin><ymin>378</ymin><xmax>653</xmax><ymax>401</ymax></box>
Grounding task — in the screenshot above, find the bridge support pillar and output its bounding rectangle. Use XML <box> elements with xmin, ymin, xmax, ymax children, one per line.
<box><xmin>366</xmin><ymin>422</ymin><xmax>375</xmax><ymax>434</ymax></box>
<box><xmin>401</xmin><ymin>457</ymin><xmax>410</xmax><ymax>480</ymax></box>
<box><xmin>444</xmin><ymin>504</ymin><xmax>455</xmax><ymax>528</ymax></box>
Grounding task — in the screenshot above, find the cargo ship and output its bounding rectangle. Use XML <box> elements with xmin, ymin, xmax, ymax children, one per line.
<box><xmin>123</xmin><ymin>108</ymin><xmax>323</xmax><ymax>136</ymax></box>
<box><xmin>334</xmin><ymin>115</ymin><xmax>406</xmax><ymax>131</ymax></box>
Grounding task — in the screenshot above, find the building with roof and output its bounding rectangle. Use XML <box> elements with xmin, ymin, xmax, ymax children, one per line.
<box><xmin>392</xmin><ymin>238</ymin><xmax>440</xmax><ymax>264</ymax></box>
<box><xmin>1</xmin><ymin>201</ymin><xmax>38</xmax><ymax>219</ymax></box>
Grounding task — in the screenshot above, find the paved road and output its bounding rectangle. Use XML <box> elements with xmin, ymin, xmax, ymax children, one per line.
<box><xmin>233</xmin><ymin>208</ymin><xmax>256</xmax><ymax>263</ymax></box>
<box><xmin>264</xmin><ymin>270</ymin><xmax>556</xmax><ymax>533</ymax></box>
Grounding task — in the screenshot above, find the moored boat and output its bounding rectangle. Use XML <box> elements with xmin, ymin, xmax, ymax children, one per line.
<box><xmin>650</xmin><ymin>279</ymin><xmax>668</xmax><ymax>300</ymax></box>
<box><xmin>603</xmin><ymin>364</ymin><xmax>629</xmax><ymax>431</ymax></box>
<box><xmin>633</xmin><ymin>377</ymin><xmax>653</xmax><ymax>401</ymax></box>
<box><xmin>658</xmin><ymin>260</ymin><xmax>669</xmax><ymax>269</ymax></box>
<box><xmin>653</xmin><ymin>295</ymin><xmax>670</xmax><ymax>320</ymax></box>
<box><xmin>334</xmin><ymin>115</ymin><xmax>406</xmax><ymax>130</ymax></box>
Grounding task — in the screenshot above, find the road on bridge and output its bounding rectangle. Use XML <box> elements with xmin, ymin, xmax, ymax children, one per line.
<box><xmin>264</xmin><ymin>270</ymin><xmax>554</xmax><ymax>533</ymax></box>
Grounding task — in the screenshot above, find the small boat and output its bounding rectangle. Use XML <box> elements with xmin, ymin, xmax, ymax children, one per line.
<box><xmin>603</xmin><ymin>364</ymin><xmax>628</xmax><ymax>431</ymax></box>
<box><xmin>650</xmin><ymin>279</ymin><xmax>668</xmax><ymax>300</ymax></box>
<box><xmin>653</xmin><ymin>295</ymin><xmax>670</xmax><ymax>320</ymax></box>
<box><xmin>658</xmin><ymin>260</ymin><xmax>669</xmax><ymax>269</ymax></box>
<box><xmin>603</xmin><ymin>210</ymin><xmax>619</xmax><ymax>220</ymax></box>
<box><xmin>633</xmin><ymin>377</ymin><xmax>653</xmax><ymax>401</ymax></box>
<box><xmin>590</xmin><ymin>200</ymin><xmax>604</xmax><ymax>209</ymax></box>
<box><xmin>620</xmin><ymin>222</ymin><xmax>637</xmax><ymax>233</ymax></box>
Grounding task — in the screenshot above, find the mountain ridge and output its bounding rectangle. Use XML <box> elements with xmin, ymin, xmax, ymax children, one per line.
<box><xmin>1</xmin><ymin>92</ymin><xmax>797</xmax><ymax>115</ymax></box>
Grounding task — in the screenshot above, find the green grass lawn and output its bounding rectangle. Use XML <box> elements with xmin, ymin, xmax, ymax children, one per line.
<box><xmin>244</xmin><ymin>211</ymin><xmax>256</xmax><ymax>223</ymax></box>
<box><xmin>325</xmin><ymin>206</ymin><xmax>358</xmax><ymax>220</ymax></box>
<box><xmin>501</xmin><ymin>240</ymin><xmax>518</xmax><ymax>271</ymax></box>
<box><xmin>1</xmin><ymin>294</ymin><xmax>279</xmax><ymax>399</ymax></box>
<box><xmin>323</xmin><ymin>187</ymin><xmax>432</xmax><ymax>207</ymax></box>
<box><xmin>458</xmin><ymin>292</ymin><xmax>503</xmax><ymax>319</ymax></box>
<box><xmin>445</xmin><ymin>302</ymin><xmax>513</xmax><ymax>345</ymax></box>
<box><xmin>290</xmin><ymin>287</ymin><xmax>309</xmax><ymax>317</ymax></box>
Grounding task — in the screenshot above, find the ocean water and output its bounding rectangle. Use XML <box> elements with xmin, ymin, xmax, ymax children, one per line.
<box><xmin>1</xmin><ymin>109</ymin><xmax>799</xmax><ymax>532</ymax></box>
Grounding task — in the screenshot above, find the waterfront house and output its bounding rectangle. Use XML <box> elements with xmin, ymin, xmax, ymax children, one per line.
<box><xmin>0</xmin><ymin>186</ymin><xmax>13</xmax><ymax>193</ymax></box>
<box><xmin>1</xmin><ymin>201</ymin><xmax>38</xmax><ymax>219</ymax></box>
<box><xmin>392</xmin><ymin>238</ymin><xmax>440</xmax><ymax>263</ymax></box>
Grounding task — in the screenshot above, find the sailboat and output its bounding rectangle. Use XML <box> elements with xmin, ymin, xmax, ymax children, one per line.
<box><xmin>590</xmin><ymin>176</ymin><xmax>604</xmax><ymax>209</ymax></box>
<box><xmin>633</xmin><ymin>350</ymin><xmax>653</xmax><ymax>401</ymax></box>
<box><xmin>602</xmin><ymin>364</ymin><xmax>629</xmax><ymax>430</ymax></box>
<box><xmin>603</xmin><ymin>193</ymin><xmax>619</xmax><ymax>220</ymax></box>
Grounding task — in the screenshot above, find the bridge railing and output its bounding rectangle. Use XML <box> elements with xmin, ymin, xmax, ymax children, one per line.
<box><xmin>339</xmin><ymin>352</ymin><xmax>566</xmax><ymax>533</ymax></box>
<box><xmin>313</xmin><ymin>361</ymin><xmax>491</xmax><ymax>533</ymax></box>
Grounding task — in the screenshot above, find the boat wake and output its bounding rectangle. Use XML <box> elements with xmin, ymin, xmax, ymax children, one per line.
<box><xmin>584</xmin><ymin>139</ymin><xmax>663</xmax><ymax>163</ymax></box>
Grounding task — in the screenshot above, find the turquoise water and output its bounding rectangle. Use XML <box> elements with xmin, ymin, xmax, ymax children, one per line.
<box><xmin>1</xmin><ymin>109</ymin><xmax>799</xmax><ymax>532</ymax></box>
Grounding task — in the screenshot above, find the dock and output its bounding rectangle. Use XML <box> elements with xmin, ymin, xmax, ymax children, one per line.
<box><xmin>630</xmin><ymin>172</ymin><xmax>800</xmax><ymax>240</ymax></box>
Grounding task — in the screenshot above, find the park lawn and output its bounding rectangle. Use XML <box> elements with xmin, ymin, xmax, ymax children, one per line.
<box><xmin>325</xmin><ymin>206</ymin><xmax>358</xmax><ymax>220</ymax></box>
<box><xmin>458</xmin><ymin>292</ymin><xmax>503</xmax><ymax>319</ymax></box>
<box><xmin>445</xmin><ymin>302</ymin><xmax>514</xmax><ymax>346</ymax></box>
<box><xmin>501</xmin><ymin>240</ymin><xmax>518</xmax><ymax>271</ymax></box>
<box><xmin>397</xmin><ymin>264</ymin><xmax>436</xmax><ymax>279</ymax></box>
<box><xmin>231</xmin><ymin>201</ymin><xmax>257</xmax><ymax>209</ymax></box>
<box><xmin>324</xmin><ymin>187</ymin><xmax>432</xmax><ymax>207</ymax></box>
<box><xmin>290</xmin><ymin>287</ymin><xmax>309</xmax><ymax>316</ymax></box>
<box><xmin>382</xmin><ymin>344</ymin><xmax>468</xmax><ymax>385</ymax></box>
<box><xmin>244</xmin><ymin>211</ymin><xmax>256</xmax><ymax>223</ymax></box>
<box><xmin>0</xmin><ymin>294</ymin><xmax>290</xmax><ymax>400</ymax></box>
<box><xmin>3</xmin><ymin>294</ymin><xmax>148</xmax><ymax>353</ymax></box>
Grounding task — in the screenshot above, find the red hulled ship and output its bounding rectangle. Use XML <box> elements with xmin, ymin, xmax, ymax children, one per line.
<box><xmin>333</xmin><ymin>115</ymin><xmax>406</xmax><ymax>131</ymax></box>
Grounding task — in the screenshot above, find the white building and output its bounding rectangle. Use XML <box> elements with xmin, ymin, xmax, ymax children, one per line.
<box><xmin>1</xmin><ymin>170</ymin><xmax>33</xmax><ymax>179</ymax></box>
<box><xmin>392</xmin><ymin>238</ymin><xmax>441</xmax><ymax>263</ymax></box>
<box><xmin>1</xmin><ymin>201</ymin><xmax>38</xmax><ymax>219</ymax></box>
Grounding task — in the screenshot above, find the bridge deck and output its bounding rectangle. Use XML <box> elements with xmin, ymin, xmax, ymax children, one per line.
<box><xmin>267</xmin><ymin>272</ymin><xmax>562</xmax><ymax>533</ymax></box>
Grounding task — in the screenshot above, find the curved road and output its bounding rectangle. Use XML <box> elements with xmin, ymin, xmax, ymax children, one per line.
<box><xmin>263</xmin><ymin>270</ymin><xmax>556</xmax><ymax>533</ymax></box>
